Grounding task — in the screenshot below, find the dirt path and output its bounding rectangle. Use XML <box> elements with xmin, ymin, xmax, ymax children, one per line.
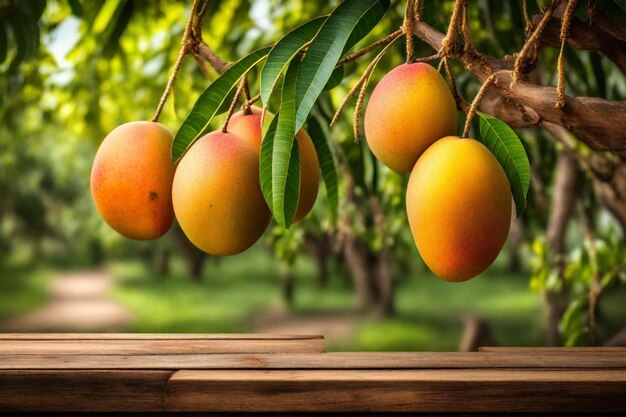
<box><xmin>1</xmin><ymin>270</ymin><xmax>132</xmax><ymax>332</ymax></box>
<box><xmin>253</xmin><ymin>304</ymin><xmax>358</xmax><ymax>341</ymax></box>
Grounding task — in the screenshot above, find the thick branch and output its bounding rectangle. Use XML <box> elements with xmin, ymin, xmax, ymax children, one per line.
<box><xmin>411</xmin><ymin>21</ymin><xmax>626</xmax><ymax>153</ymax></box>
<box><xmin>535</xmin><ymin>14</ymin><xmax>626</xmax><ymax>73</ymax></box>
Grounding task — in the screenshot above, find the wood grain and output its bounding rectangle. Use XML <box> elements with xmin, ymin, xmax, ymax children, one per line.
<box><xmin>0</xmin><ymin>338</ymin><xmax>324</xmax><ymax>354</ymax></box>
<box><xmin>2</xmin><ymin>351</ymin><xmax>626</xmax><ymax>370</ymax></box>
<box><xmin>166</xmin><ymin>369</ymin><xmax>626</xmax><ymax>413</ymax></box>
<box><xmin>0</xmin><ymin>333</ymin><xmax>322</xmax><ymax>340</ymax></box>
<box><xmin>479</xmin><ymin>346</ymin><xmax>626</xmax><ymax>353</ymax></box>
<box><xmin>1</xmin><ymin>335</ymin><xmax>624</xmax><ymax>413</ymax></box>
<box><xmin>0</xmin><ymin>370</ymin><xmax>172</xmax><ymax>412</ymax></box>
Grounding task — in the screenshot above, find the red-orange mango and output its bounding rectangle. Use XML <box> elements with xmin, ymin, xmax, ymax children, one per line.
<box><xmin>364</xmin><ymin>63</ymin><xmax>457</xmax><ymax>173</ymax></box>
<box><xmin>406</xmin><ymin>137</ymin><xmax>512</xmax><ymax>282</ymax></box>
<box><xmin>172</xmin><ymin>131</ymin><xmax>271</xmax><ymax>256</ymax></box>
<box><xmin>90</xmin><ymin>121</ymin><xmax>175</xmax><ymax>240</ymax></box>
<box><xmin>228</xmin><ymin>106</ymin><xmax>319</xmax><ymax>222</ymax></box>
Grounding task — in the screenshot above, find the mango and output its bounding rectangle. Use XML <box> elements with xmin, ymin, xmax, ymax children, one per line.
<box><xmin>406</xmin><ymin>137</ymin><xmax>511</xmax><ymax>282</ymax></box>
<box><xmin>228</xmin><ymin>106</ymin><xmax>319</xmax><ymax>222</ymax></box>
<box><xmin>364</xmin><ymin>63</ymin><xmax>457</xmax><ymax>173</ymax></box>
<box><xmin>172</xmin><ymin>131</ymin><xmax>271</xmax><ymax>256</ymax></box>
<box><xmin>90</xmin><ymin>121</ymin><xmax>175</xmax><ymax>240</ymax></box>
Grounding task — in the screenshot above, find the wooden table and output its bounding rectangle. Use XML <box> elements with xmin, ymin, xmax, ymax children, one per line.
<box><xmin>0</xmin><ymin>333</ymin><xmax>625</xmax><ymax>415</ymax></box>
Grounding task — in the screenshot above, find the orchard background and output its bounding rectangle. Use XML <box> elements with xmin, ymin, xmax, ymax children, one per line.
<box><xmin>0</xmin><ymin>0</ymin><xmax>624</xmax><ymax>350</ymax></box>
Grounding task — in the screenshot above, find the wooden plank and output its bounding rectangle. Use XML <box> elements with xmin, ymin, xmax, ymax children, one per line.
<box><xmin>0</xmin><ymin>370</ymin><xmax>172</xmax><ymax>412</ymax></box>
<box><xmin>479</xmin><ymin>346</ymin><xmax>626</xmax><ymax>353</ymax></box>
<box><xmin>166</xmin><ymin>369</ymin><xmax>626</xmax><ymax>413</ymax></box>
<box><xmin>0</xmin><ymin>333</ymin><xmax>323</xmax><ymax>340</ymax></box>
<box><xmin>2</xmin><ymin>351</ymin><xmax>626</xmax><ymax>370</ymax></box>
<box><xmin>0</xmin><ymin>338</ymin><xmax>325</xmax><ymax>355</ymax></box>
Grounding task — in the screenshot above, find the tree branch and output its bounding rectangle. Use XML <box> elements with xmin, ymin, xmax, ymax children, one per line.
<box><xmin>411</xmin><ymin>20</ymin><xmax>626</xmax><ymax>153</ymax></box>
<box><xmin>535</xmin><ymin>14</ymin><xmax>626</xmax><ymax>74</ymax></box>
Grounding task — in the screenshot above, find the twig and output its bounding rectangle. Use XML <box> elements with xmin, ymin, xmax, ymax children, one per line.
<box><xmin>152</xmin><ymin>0</ymin><xmax>201</xmax><ymax>122</ymax></box>
<box><xmin>522</xmin><ymin>0</ymin><xmax>532</xmax><ymax>37</ymax></box>
<box><xmin>245</xmin><ymin>92</ymin><xmax>261</xmax><ymax>107</ymax></box>
<box><xmin>439</xmin><ymin>0</ymin><xmax>466</xmax><ymax>57</ymax></box>
<box><xmin>353</xmin><ymin>39</ymin><xmax>400</xmax><ymax>141</ymax></box>
<box><xmin>221</xmin><ymin>77</ymin><xmax>247</xmax><ymax>133</ymax></box>
<box><xmin>196</xmin><ymin>41</ymin><xmax>230</xmax><ymax>74</ymax></box>
<box><xmin>462</xmin><ymin>71</ymin><xmax>501</xmax><ymax>137</ymax></box>
<box><xmin>242</xmin><ymin>75</ymin><xmax>252</xmax><ymax>114</ymax></box>
<box><xmin>512</xmin><ymin>0</ymin><xmax>558</xmax><ymax>82</ymax></box>
<box><xmin>443</xmin><ymin>57</ymin><xmax>469</xmax><ymax>113</ymax></box>
<box><xmin>413</xmin><ymin>0</ymin><xmax>423</xmax><ymax>20</ymax></box>
<box><xmin>331</xmin><ymin>31</ymin><xmax>403</xmax><ymax>128</ymax></box>
<box><xmin>337</xmin><ymin>29</ymin><xmax>402</xmax><ymax>66</ymax></box>
<box><xmin>404</xmin><ymin>0</ymin><xmax>415</xmax><ymax>63</ymax></box>
<box><xmin>556</xmin><ymin>0</ymin><xmax>578</xmax><ymax>108</ymax></box>
<box><xmin>460</xmin><ymin>3</ymin><xmax>474</xmax><ymax>53</ymax></box>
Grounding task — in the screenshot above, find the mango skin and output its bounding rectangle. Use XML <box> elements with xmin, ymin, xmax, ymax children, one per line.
<box><xmin>172</xmin><ymin>131</ymin><xmax>271</xmax><ymax>256</ymax></box>
<box><xmin>364</xmin><ymin>63</ymin><xmax>457</xmax><ymax>173</ymax></box>
<box><xmin>228</xmin><ymin>106</ymin><xmax>320</xmax><ymax>222</ymax></box>
<box><xmin>406</xmin><ymin>137</ymin><xmax>512</xmax><ymax>282</ymax></box>
<box><xmin>90</xmin><ymin>121</ymin><xmax>175</xmax><ymax>240</ymax></box>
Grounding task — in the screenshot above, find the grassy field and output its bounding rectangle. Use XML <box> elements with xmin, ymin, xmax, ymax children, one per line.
<box><xmin>110</xmin><ymin>246</ymin><xmax>548</xmax><ymax>351</ymax></box>
<box><xmin>0</xmin><ymin>261</ymin><xmax>51</xmax><ymax>322</ymax></box>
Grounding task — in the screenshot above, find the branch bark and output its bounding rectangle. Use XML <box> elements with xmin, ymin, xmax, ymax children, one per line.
<box><xmin>411</xmin><ymin>21</ymin><xmax>626</xmax><ymax>153</ymax></box>
<box><xmin>535</xmin><ymin>14</ymin><xmax>626</xmax><ymax>74</ymax></box>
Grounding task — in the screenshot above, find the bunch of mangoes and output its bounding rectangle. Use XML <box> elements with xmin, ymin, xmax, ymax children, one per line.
<box><xmin>91</xmin><ymin>63</ymin><xmax>512</xmax><ymax>282</ymax></box>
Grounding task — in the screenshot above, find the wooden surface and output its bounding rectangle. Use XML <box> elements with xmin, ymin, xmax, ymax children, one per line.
<box><xmin>0</xmin><ymin>334</ymin><xmax>625</xmax><ymax>414</ymax></box>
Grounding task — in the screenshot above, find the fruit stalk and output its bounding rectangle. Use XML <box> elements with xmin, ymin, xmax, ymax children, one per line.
<box><xmin>152</xmin><ymin>0</ymin><xmax>201</xmax><ymax>123</ymax></box>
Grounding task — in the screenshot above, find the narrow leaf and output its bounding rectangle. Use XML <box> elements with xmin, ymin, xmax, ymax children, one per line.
<box><xmin>342</xmin><ymin>0</ymin><xmax>390</xmax><ymax>54</ymax></box>
<box><xmin>307</xmin><ymin>117</ymin><xmax>338</xmax><ymax>222</ymax></box>
<box><xmin>295</xmin><ymin>0</ymin><xmax>390</xmax><ymax>131</ymax></box>
<box><xmin>172</xmin><ymin>46</ymin><xmax>271</xmax><ymax>162</ymax></box>
<box><xmin>477</xmin><ymin>112</ymin><xmax>531</xmax><ymax>216</ymax></box>
<box><xmin>271</xmin><ymin>59</ymin><xmax>302</xmax><ymax>228</ymax></box>
<box><xmin>260</xmin><ymin>17</ymin><xmax>326</xmax><ymax>106</ymax></box>
<box><xmin>323</xmin><ymin>66</ymin><xmax>344</xmax><ymax>91</ymax></box>
<box><xmin>259</xmin><ymin>114</ymin><xmax>279</xmax><ymax>208</ymax></box>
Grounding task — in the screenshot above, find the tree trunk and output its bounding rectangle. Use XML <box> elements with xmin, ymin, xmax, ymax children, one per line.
<box><xmin>507</xmin><ymin>216</ymin><xmax>524</xmax><ymax>273</ymax></box>
<box><xmin>281</xmin><ymin>268</ymin><xmax>294</xmax><ymax>306</ymax></box>
<box><xmin>153</xmin><ymin>247</ymin><xmax>171</xmax><ymax>276</ymax></box>
<box><xmin>544</xmin><ymin>151</ymin><xmax>579</xmax><ymax>346</ymax></box>
<box><xmin>305</xmin><ymin>233</ymin><xmax>330</xmax><ymax>288</ymax></box>
<box><xmin>373</xmin><ymin>245</ymin><xmax>395</xmax><ymax>317</ymax></box>
<box><xmin>341</xmin><ymin>232</ymin><xmax>372</xmax><ymax>311</ymax></box>
<box><xmin>173</xmin><ymin>224</ymin><xmax>206</xmax><ymax>282</ymax></box>
<box><xmin>459</xmin><ymin>316</ymin><xmax>495</xmax><ymax>352</ymax></box>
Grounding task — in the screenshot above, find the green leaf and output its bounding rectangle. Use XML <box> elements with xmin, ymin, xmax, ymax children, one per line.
<box><xmin>271</xmin><ymin>59</ymin><xmax>302</xmax><ymax>228</ymax></box>
<box><xmin>259</xmin><ymin>114</ymin><xmax>279</xmax><ymax>208</ymax></box>
<box><xmin>477</xmin><ymin>112</ymin><xmax>531</xmax><ymax>216</ymax></box>
<box><xmin>172</xmin><ymin>46</ymin><xmax>271</xmax><ymax>162</ymax></box>
<box><xmin>9</xmin><ymin>11</ymin><xmax>38</xmax><ymax>72</ymax></box>
<box><xmin>295</xmin><ymin>0</ymin><xmax>389</xmax><ymax>131</ymax></box>
<box><xmin>307</xmin><ymin>116</ymin><xmax>338</xmax><ymax>223</ymax></box>
<box><xmin>323</xmin><ymin>66</ymin><xmax>344</xmax><ymax>91</ymax></box>
<box><xmin>260</xmin><ymin>16</ymin><xmax>326</xmax><ymax>106</ymax></box>
<box><xmin>342</xmin><ymin>0</ymin><xmax>390</xmax><ymax>54</ymax></box>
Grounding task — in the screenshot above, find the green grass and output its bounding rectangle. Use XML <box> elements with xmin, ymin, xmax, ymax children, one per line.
<box><xmin>0</xmin><ymin>262</ymin><xmax>52</xmax><ymax>322</ymax></box>
<box><xmin>111</xmin><ymin>245</ymin><xmax>550</xmax><ymax>351</ymax></box>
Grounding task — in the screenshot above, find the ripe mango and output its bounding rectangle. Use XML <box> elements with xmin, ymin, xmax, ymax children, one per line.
<box><xmin>172</xmin><ymin>131</ymin><xmax>271</xmax><ymax>256</ymax></box>
<box><xmin>406</xmin><ymin>137</ymin><xmax>512</xmax><ymax>282</ymax></box>
<box><xmin>364</xmin><ymin>63</ymin><xmax>457</xmax><ymax>173</ymax></box>
<box><xmin>228</xmin><ymin>106</ymin><xmax>319</xmax><ymax>222</ymax></box>
<box><xmin>90</xmin><ymin>121</ymin><xmax>175</xmax><ymax>240</ymax></box>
